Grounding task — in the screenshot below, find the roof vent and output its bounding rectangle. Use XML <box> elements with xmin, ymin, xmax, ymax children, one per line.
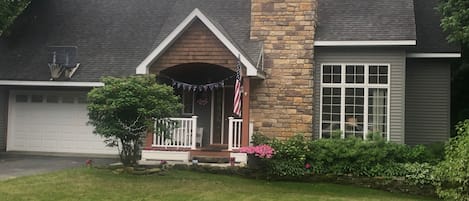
<box><xmin>47</xmin><ymin>46</ymin><xmax>80</xmax><ymax>80</ymax></box>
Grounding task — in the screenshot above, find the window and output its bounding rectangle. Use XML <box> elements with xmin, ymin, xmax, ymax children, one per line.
<box><xmin>31</xmin><ymin>95</ymin><xmax>44</xmax><ymax>103</ymax></box>
<box><xmin>320</xmin><ymin>64</ymin><xmax>389</xmax><ymax>140</ymax></box>
<box><xmin>46</xmin><ymin>95</ymin><xmax>59</xmax><ymax>103</ymax></box>
<box><xmin>15</xmin><ymin>95</ymin><xmax>28</xmax><ymax>103</ymax></box>
<box><xmin>182</xmin><ymin>91</ymin><xmax>194</xmax><ymax>115</ymax></box>
<box><xmin>77</xmin><ymin>95</ymin><xmax>87</xmax><ymax>104</ymax></box>
<box><xmin>61</xmin><ymin>96</ymin><xmax>75</xmax><ymax>103</ymax></box>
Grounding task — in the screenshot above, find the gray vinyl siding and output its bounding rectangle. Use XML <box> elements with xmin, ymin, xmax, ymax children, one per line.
<box><xmin>314</xmin><ymin>47</ymin><xmax>406</xmax><ymax>143</ymax></box>
<box><xmin>0</xmin><ymin>87</ymin><xmax>7</xmax><ymax>151</ymax></box>
<box><xmin>405</xmin><ymin>60</ymin><xmax>450</xmax><ymax>145</ymax></box>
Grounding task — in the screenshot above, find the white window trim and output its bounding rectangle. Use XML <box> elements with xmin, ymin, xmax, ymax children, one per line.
<box><xmin>0</xmin><ymin>80</ymin><xmax>103</xmax><ymax>87</ymax></box>
<box><xmin>314</xmin><ymin>40</ymin><xmax>416</xmax><ymax>46</ymax></box>
<box><xmin>406</xmin><ymin>53</ymin><xmax>461</xmax><ymax>58</ymax></box>
<box><xmin>319</xmin><ymin>63</ymin><xmax>391</xmax><ymax>141</ymax></box>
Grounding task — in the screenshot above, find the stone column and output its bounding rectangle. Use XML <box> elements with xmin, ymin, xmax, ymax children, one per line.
<box><xmin>250</xmin><ymin>0</ymin><xmax>317</xmax><ymax>139</ymax></box>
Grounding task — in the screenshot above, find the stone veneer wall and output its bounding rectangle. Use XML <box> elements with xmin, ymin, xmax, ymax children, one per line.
<box><xmin>250</xmin><ymin>0</ymin><xmax>317</xmax><ymax>139</ymax></box>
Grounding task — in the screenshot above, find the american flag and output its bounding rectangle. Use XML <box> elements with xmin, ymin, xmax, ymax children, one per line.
<box><xmin>233</xmin><ymin>57</ymin><xmax>242</xmax><ymax>117</ymax></box>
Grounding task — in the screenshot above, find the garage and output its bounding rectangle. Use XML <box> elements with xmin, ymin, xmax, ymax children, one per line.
<box><xmin>7</xmin><ymin>90</ymin><xmax>117</xmax><ymax>155</ymax></box>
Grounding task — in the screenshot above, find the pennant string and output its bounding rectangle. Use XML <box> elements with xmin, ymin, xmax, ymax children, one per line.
<box><xmin>159</xmin><ymin>74</ymin><xmax>235</xmax><ymax>92</ymax></box>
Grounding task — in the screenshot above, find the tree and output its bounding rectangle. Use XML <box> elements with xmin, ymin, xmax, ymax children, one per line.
<box><xmin>439</xmin><ymin>0</ymin><xmax>469</xmax><ymax>130</ymax></box>
<box><xmin>434</xmin><ymin>120</ymin><xmax>469</xmax><ymax>200</ymax></box>
<box><xmin>0</xmin><ymin>0</ymin><xmax>29</xmax><ymax>35</ymax></box>
<box><xmin>439</xmin><ymin>0</ymin><xmax>469</xmax><ymax>44</ymax></box>
<box><xmin>87</xmin><ymin>75</ymin><xmax>181</xmax><ymax>166</ymax></box>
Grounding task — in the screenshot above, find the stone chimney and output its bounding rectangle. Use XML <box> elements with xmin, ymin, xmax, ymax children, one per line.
<box><xmin>250</xmin><ymin>0</ymin><xmax>317</xmax><ymax>139</ymax></box>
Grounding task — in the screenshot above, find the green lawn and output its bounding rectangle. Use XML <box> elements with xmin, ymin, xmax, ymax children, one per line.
<box><xmin>0</xmin><ymin>168</ymin><xmax>436</xmax><ymax>201</ymax></box>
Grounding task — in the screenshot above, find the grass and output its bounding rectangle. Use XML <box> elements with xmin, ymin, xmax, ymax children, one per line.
<box><xmin>0</xmin><ymin>168</ymin><xmax>436</xmax><ymax>201</ymax></box>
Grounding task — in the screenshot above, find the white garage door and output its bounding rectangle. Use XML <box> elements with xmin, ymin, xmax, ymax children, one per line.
<box><xmin>7</xmin><ymin>91</ymin><xmax>117</xmax><ymax>155</ymax></box>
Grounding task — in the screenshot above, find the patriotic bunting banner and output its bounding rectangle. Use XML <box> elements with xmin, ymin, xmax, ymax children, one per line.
<box><xmin>167</xmin><ymin>75</ymin><xmax>235</xmax><ymax>92</ymax></box>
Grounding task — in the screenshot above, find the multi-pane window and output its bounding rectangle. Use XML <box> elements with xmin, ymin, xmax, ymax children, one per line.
<box><xmin>320</xmin><ymin>64</ymin><xmax>389</xmax><ymax>140</ymax></box>
<box><xmin>321</xmin><ymin>88</ymin><xmax>341</xmax><ymax>138</ymax></box>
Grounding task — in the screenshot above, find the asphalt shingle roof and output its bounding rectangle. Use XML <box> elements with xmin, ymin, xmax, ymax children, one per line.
<box><xmin>0</xmin><ymin>0</ymin><xmax>459</xmax><ymax>82</ymax></box>
<box><xmin>316</xmin><ymin>0</ymin><xmax>417</xmax><ymax>41</ymax></box>
<box><xmin>0</xmin><ymin>0</ymin><xmax>259</xmax><ymax>82</ymax></box>
<box><xmin>410</xmin><ymin>0</ymin><xmax>459</xmax><ymax>53</ymax></box>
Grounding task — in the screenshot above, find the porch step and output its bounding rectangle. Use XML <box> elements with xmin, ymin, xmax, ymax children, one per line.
<box><xmin>190</xmin><ymin>150</ymin><xmax>230</xmax><ymax>158</ymax></box>
<box><xmin>201</xmin><ymin>144</ymin><xmax>228</xmax><ymax>151</ymax></box>
<box><xmin>190</xmin><ymin>150</ymin><xmax>231</xmax><ymax>163</ymax></box>
<box><xmin>192</xmin><ymin>156</ymin><xmax>230</xmax><ymax>163</ymax></box>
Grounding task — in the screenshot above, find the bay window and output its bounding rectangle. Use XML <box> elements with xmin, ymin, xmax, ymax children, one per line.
<box><xmin>320</xmin><ymin>64</ymin><xmax>389</xmax><ymax>140</ymax></box>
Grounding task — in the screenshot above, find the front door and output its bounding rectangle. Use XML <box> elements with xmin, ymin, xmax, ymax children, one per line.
<box><xmin>211</xmin><ymin>86</ymin><xmax>234</xmax><ymax>145</ymax></box>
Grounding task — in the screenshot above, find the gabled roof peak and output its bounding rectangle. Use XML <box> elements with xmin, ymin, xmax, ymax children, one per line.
<box><xmin>136</xmin><ymin>8</ymin><xmax>263</xmax><ymax>78</ymax></box>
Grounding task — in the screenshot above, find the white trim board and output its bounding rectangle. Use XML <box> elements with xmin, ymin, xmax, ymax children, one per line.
<box><xmin>0</xmin><ymin>80</ymin><xmax>103</xmax><ymax>87</ymax></box>
<box><xmin>135</xmin><ymin>8</ymin><xmax>261</xmax><ymax>78</ymax></box>
<box><xmin>314</xmin><ymin>40</ymin><xmax>416</xmax><ymax>46</ymax></box>
<box><xmin>406</xmin><ymin>53</ymin><xmax>461</xmax><ymax>58</ymax></box>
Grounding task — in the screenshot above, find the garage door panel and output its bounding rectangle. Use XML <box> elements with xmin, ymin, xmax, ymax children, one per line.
<box><xmin>8</xmin><ymin>91</ymin><xmax>117</xmax><ymax>155</ymax></box>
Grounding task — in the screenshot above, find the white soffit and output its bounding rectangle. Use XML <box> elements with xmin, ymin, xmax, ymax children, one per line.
<box><xmin>406</xmin><ymin>53</ymin><xmax>461</xmax><ymax>58</ymax></box>
<box><xmin>135</xmin><ymin>8</ymin><xmax>260</xmax><ymax>77</ymax></box>
<box><xmin>314</xmin><ymin>40</ymin><xmax>417</xmax><ymax>46</ymax></box>
<box><xmin>0</xmin><ymin>80</ymin><xmax>104</xmax><ymax>87</ymax></box>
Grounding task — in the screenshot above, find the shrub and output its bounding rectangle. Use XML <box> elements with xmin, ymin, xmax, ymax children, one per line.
<box><xmin>251</xmin><ymin>132</ymin><xmax>271</xmax><ymax>145</ymax></box>
<box><xmin>306</xmin><ymin>138</ymin><xmax>432</xmax><ymax>177</ymax></box>
<box><xmin>87</xmin><ymin>75</ymin><xmax>181</xmax><ymax>166</ymax></box>
<box><xmin>266</xmin><ymin>135</ymin><xmax>310</xmax><ymax>177</ymax></box>
<box><xmin>434</xmin><ymin>120</ymin><xmax>469</xmax><ymax>201</ymax></box>
<box><xmin>252</xmin><ymin>133</ymin><xmax>443</xmax><ymax>179</ymax></box>
<box><xmin>403</xmin><ymin>163</ymin><xmax>435</xmax><ymax>186</ymax></box>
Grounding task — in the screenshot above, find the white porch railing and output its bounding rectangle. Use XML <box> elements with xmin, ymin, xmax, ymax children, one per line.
<box><xmin>228</xmin><ymin>117</ymin><xmax>243</xmax><ymax>151</ymax></box>
<box><xmin>152</xmin><ymin>116</ymin><xmax>198</xmax><ymax>150</ymax></box>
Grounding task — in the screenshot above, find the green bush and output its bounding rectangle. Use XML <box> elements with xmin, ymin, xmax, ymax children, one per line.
<box><xmin>87</xmin><ymin>75</ymin><xmax>181</xmax><ymax>166</ymax></box>
<box><xmin>403</xmin><ymin>163</ymin><xmax>435</xmax><ymax>186</ymax></box>
<box><xmin>434</xmin><ymin>120</ymin><xmax>469</xmax><ymax>201</ymax></box>
<box><xmin>306</xmin><ymin>138</ymin><xmax>432</xmax><ymax>177</ymax></box>
<box><xmin>265</xmin><ymin>135</ymin><xmax>310</xmax><ymax>177</ymax></box>
<box><xmin>252</xmin><ymin>133</ymin><xmax>444</xmax><ymax>179</ymax></box>
<box><xmin>251</xmin><ymin>132</ymin><xmax>271</xmax><ymax>146</ymax></box>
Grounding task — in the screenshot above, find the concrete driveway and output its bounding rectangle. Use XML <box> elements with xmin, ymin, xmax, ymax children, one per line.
<box><xmin>0</xmin><ymin>152</ymin><xmax>118</xmax><ymax>181</ymax></box>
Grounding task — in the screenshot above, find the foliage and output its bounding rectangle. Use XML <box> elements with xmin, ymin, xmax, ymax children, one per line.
<box><xmin>87</xmin><ymin>75</ymin><xmax>181</xmax><ymax>166</ymax></box>
<box><xmin>0</xmin><ymin>0</ymin><xmax>29</xmax><ymax>35</ymax></box>
<box><xmin>434</xmin><ymin>120</ymin><xmax>469</xmax><ymax>201</ymax></box>
<box><xmin>307</xmin><ymin>138</ymin><xmax>433</xmax><ymax>177</ymax></box>
<box><xmin>265</xmin><ymin>135</ymin><xmax>310</xmax><ymax>177</ymax></box>
<box><xmin>251</xmin><ymin>133</ymin><xmax>442</xmax><ymax>178</ymax></box>
<box><xmin>366</xmin><ymin>131</ymin><xmax>384</xmax><ymax>141</ymax></box>
<box><xmin>438</xmin><ymin>0</ymin><xmax>469</xmax><ymax>44</ymax></box>
<box><xmin>403</xmin><ymin>163</ymin><xmax>435</xmax><ymax>186</ymax></box>
<box><xmin>250</xmin><ymin>132</ymin><xmax>271</xmax><ymax>145</ymax></box>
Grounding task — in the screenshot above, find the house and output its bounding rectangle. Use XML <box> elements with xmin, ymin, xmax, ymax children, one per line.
<box><xmin>0</xmin><ymin>0</ymin><xmax>460</xmax><ymax>161</ymax></box>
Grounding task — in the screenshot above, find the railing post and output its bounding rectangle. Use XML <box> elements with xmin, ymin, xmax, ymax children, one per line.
<box><xmin>191</xmin><ymin>116</ymin><xmax>198</xmax><ymax>150</ymax></box>
<box><xmin>228</xmin><ymin>117</ymin><xmax>234</xmax><ymax>151</ymax></box>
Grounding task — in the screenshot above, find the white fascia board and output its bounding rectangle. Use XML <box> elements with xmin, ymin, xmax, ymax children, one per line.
<box><xmin>136</xmin><ymin>8</ymin><xmax>260</xmax><ymax>78</ymax></box>
<box><xmin>406</xmin><ymin>53</ymin><xmax>461</xmax><ymax>58</ymax></box>
<box><xmin>0</xmin><ymin>80</ymin><xmax>104</xmax><ymax>87</ymax></box>
<box><xmin>314</xmin><ymin>40</ymin><xmax>417</xmax><ymax>46</ymax></box>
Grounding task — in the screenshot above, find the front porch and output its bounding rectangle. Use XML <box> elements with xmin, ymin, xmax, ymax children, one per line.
<box><xmin>142</xmin><ymin>116</ymin><xmax>252</xmax><ymax>163</ymax></box>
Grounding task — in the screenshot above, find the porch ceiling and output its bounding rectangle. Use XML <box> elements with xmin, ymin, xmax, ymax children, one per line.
<box><xmin>160</xmin><ymin>63</ymin><xmax>235</xmax><ymax>85</ymax></box>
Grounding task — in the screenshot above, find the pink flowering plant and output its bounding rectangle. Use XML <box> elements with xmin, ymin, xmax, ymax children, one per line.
<box><xmin>239</xmin><ymin>144</ymin><xmax>275</xmax><ymax>159</ymax></box>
